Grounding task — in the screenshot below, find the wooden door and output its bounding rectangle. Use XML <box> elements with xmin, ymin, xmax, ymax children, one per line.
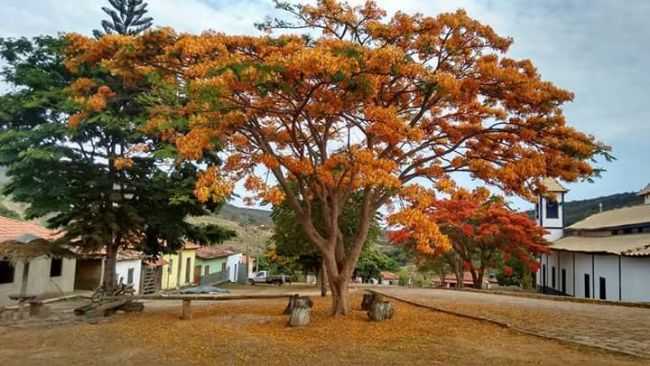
<box><xmin>194</xmin><ymin>265</ymin><xmax>202</xmax><ymax>284</ymax></box>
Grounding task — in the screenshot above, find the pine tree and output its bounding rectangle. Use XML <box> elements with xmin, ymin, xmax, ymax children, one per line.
<box><xmin>93</xmin><ymin>0</ymin><xmax>153</xmax><ymax>38</ymax></box>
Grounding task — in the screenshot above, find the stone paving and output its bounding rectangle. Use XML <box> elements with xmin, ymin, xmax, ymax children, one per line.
<box><xmin>377</xmin><ymin>287</ymin><xmax>650</xmax><ymax>359</ymax></box>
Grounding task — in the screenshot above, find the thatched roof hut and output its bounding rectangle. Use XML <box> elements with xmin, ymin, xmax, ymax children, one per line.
<box><xmin>0</xmin><ymin>238</ymin><xmax>76</xmax><ymax>263</ymax></box>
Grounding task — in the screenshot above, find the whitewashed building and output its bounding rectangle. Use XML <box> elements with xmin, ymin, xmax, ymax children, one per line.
<box><xmin>536</xmin><ymin>181</ymin><xmax>650</xmax><ymax>302</ymax></box>
<box><xmin>0</xmin><ymin>217</ymin><xmax>76</xmax><ymax>306</ymax></box>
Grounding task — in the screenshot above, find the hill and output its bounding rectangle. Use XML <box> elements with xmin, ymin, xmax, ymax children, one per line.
<box><xmin>528</xmin><ymin>192</ymin><xmax>643</xmax><ymax>227</ymax></box>
<box><xmin>562</xmin><ymin>192</ymin><xmax>643</xmax><ymax>226</ymax></box>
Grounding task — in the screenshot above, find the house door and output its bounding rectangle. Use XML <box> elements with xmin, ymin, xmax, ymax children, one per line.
<box><xmin>584</xmin><ymin>274</ymin><xmax>590</xmax><ymax>298</ymax></box>
<box><xmin>194</xmin><ymin>265</ymin><xmax>202</xmax><ymax>284</ymax></box>
<box><xmin>561</xmin><ymin>269</ymin><xmax>567</xmax><ymax>294</ymax></box>
<box><xmin>185</xmin><ymin>258</ymin><xmax>192</xmax><ymax>285</ymax></box>
<box><xmin>542</xmin><ymin>264</ymin><xmax>547</xmax><ymax>288</ymax></box>
<box><xmin>599</xmin><ymin>277</ymin><xmax>606</xmax><ymax>300</ymax></box>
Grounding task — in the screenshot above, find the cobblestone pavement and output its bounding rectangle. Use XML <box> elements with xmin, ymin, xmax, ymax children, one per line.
<box><xmin>377</xmin><ymin>288</ymin><xmax>650</xmax><ymax>358</ymax></box>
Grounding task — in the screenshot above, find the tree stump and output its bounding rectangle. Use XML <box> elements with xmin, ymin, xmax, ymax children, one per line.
<box><xmin>283</xmin><ymin>294</ymin><xmax>313</xmax><ymax>315</ymax></box>
<box><xmin>287</xmin><ymin>296</ymin><xmax>312</xmax><ymax>327</ymax></box>
<box><xmin>365</xmin><ymin>293</ymin><xmax>393</xmax><ymax>321</ymax></box>
<box><xmin>368</xmin><ymin>301</ymin><xmax>394</xmax><ymax>321</ymax></box>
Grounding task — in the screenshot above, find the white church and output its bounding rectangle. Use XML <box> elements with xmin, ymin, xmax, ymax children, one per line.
<box><xmin>535</xmin><ymin>179</ymin><xmax>650</xmax><ymax>302</ymax></box>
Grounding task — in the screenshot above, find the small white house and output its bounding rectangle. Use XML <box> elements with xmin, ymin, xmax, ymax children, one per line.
<box><xmin>536</xmin><ymin>181</ymin><xmax>650</xmax><ymax>302</ymax></box>
<box><xmin>0</xmin><ymin>217</ymin><xmax>76</xmax><ymax>306</ymax></box>
<box><xmin>75</xmin><ymin>250</ymin><xmax>143</xmax><ymax>294</ymax></box>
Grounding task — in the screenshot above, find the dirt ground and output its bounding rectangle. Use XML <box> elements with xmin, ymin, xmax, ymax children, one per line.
<box><xmin>0</xmin><ymin>292</ymin><xmax>645</xmax><ymax>366</ymax></box>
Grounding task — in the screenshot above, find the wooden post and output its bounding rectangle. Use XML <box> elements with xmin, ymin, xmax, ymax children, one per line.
<box><xmin>29</xmin><ymin>301</ymin><xmax>44</xmax><ymax>317</ymax></box>
<box><xmin>181</xmin><ymin>299</ymin><xmax>192</xmax><ymax>320</ymax></box>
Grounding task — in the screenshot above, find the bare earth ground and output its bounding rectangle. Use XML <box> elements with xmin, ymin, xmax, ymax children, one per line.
<box><xmin>0</xmin><ymin>286</ymin><xmax>645</xmax><ymax>366</ymax></box>
<box><xmin>378</xmin><ymin>287</ymin><xmax>650</xmax><ymax>358</ymax></box>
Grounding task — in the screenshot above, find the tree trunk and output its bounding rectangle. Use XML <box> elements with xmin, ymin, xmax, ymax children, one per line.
<box><xmin>330</xmin><ymin>277</ymin><xmax>350</xmax><ymax>316</ymax></box>
<box><xmin>473</xmin><ymin>269</ymin><xmax>485</xmax><ymax>289</ymax></box>
<box><xmin>319</xmin><ymin>261</ymin><xmax>327</xmax><ymax>297</ymax></box>
<box><xmin>102</xmin><ymin>243</ymin><xmax>118</xmax><ymax>292</ymax></box>
<box><xmin>455</xmin><ymin>257</ymin><xmax>464</xmax><ymax>289</ymax></box>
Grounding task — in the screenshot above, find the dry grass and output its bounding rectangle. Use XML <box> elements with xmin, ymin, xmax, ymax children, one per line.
<box><xmin>0</xmin><ymin>294</ymin><xmax>645</xmax><ymax>366</ymax></box>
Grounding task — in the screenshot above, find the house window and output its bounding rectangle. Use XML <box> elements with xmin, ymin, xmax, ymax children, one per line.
<box><xmin>584</xmin><ymin>274</ymin><xmax>590</xmax><ymax>298</ymax></box>
<box><xmin>561</xmin><ymin>269</ymin><xmax>567</xmax><ymax>294</ymax></box>
<box><xmin>551</xmin><ymin>267</ymin><xmax>556</xmax><ymax>288</ymax></box>
<box><xmin>0</xmin><ymin>260</ymin><xmax>15</xmax><ymax>284</ymax></box>
<box><xmin>50</xmin><ymin>258</ymin><xmax>63</xmax><ymax>277</ymax></box>
<box><xmin>599</xmin><ymin>277</ymin><xmax>606</xmax><ymax>300</ymax></box>
<box><xmin>546</xmin><ymin>200</ymin><xmax>559</xmax><ymax>219</ymax></box>
<box><xmin>127</xmin><ymin>268</ymin><xmax>134</xmax><ymax>285</ymax></box>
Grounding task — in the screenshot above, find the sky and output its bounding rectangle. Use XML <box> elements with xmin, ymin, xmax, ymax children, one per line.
<box><xmin>2</xmin><ymin>0</ymin><xmax>649</xmax><ymax>209</ymax></box>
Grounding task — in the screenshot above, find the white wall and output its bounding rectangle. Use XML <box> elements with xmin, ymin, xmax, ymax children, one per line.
<box><xmin>115</xmin><ymin>259</ymin><xmax>142</xmax><ymax>295</ymax></box>
<box><xmin>557</xmin><ymin>251</ymin><xmax>575</xmax><ymax>295</ymax></box>
<box><xmin>0</xmin><ymin>257</ymin><xmax>76</xmax><ymax>306</ymax></box>
<box><xmin>226</xmin><ymin>254</ymin><xmax>242</xmax><ymax>282</ymax></box>
<box><xmin>573</xmin><ymin>252</ymin><xmax>593</xmax><ymax>299</ymax></box>
<box><xmin>594</xmin><ymin>254</ymin><xmax>620</xmax><ymax>301</ymax></box>
<box><xmin>541</xmin><ymin>251</ymin><xmax>650</xmax><ymax>302</ymax></box>
<box><xmin>621</xmin><ymin>256</ymin><xmax>650</xmax><ymax>302</ymax></box>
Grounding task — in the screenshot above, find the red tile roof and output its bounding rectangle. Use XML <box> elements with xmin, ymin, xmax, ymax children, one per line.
<box><xmin>196</xmin><ymin>246</ymin><xmax>240</xmax><ymax>259</ymax></box>
<box><xmin>380</xmin><ymin>271</ymin><xmax>399</xmax><ymax>281</ymax></box>
<box><xmin>183</xmin><ymin>242</ymin><xmax>201</xmax><ymax>250</ymax></box>
<box><xmin>0</xmin><ymin>216</ymin><xmax>59</xmax><ymax>242</ymax></box>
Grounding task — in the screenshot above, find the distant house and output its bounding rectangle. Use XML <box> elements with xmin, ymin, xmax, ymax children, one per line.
<box><xmin>195</xmin><ymin>246</ymin><xmax>242</xmax><ymax>283</ymax></box>
<box><xmin>432</xmin><ymin>272</ymin><xmax>496</xmax><ymax>289</ymax></box>
<box><xmin>74</xmin><ymin>250</ymin><xmax>143</xmax><ymax>294</ymax></box>
<box><xmin>379</xmin><ymin>271</ymin><xmax>399</xmax><ymax>285</ymax></box>
<box><xmin>0</xmin><ymin>217</ymin><xmax>76</xmax><ymax>306</ymax></box>
<box><xmin>536</xmin><ymin>181</ymin><xmax>650</xmax><ymax>302</ymax></box>
<box><xmin>161</xmin><ymin>243</ymin><xmax>199</xmax><ymax>290</ymax></box>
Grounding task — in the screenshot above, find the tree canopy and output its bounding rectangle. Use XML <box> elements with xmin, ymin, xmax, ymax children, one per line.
<box><xmin>94</xmin><ymin>0</ymin><xmax>154</xmax><ymax>38</ymax></box>
<box><xmin>0</xmin><ymin>16</ymin><xmax>233</xmax><ymax>290</ymax></box>
<box><xmin>63</xmin><ymin>0</ymin><xmax>608</xmax><ymax>314</ymax></box>
<box><xmin>390</xmin><ymin>187</ymin><xmax>549</xmax><ymax>288</ymax></box>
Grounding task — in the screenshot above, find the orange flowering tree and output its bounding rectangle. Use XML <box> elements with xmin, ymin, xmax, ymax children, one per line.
<box><xmin>390</xmin><ymin>188</ymin><xmax>548</xmax><ymax>289</ymax></box>
<box><xmin>65</xmin><ymin>0</ymin><xmax>609</xmax><ymax>314</ymax></box>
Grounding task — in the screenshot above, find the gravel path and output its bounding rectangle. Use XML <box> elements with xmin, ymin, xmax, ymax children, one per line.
<box><xmin>377</xmin><ymin>288</ymin><xmax>650</xmax><ymax>358</ymax></box>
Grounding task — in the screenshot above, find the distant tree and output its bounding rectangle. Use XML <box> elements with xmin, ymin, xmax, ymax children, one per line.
<box><xmin>391</xmin><ymin>187</ymin><xmax>549</xmax><ymax>289</ymax></box>
<box><xmin>93</xmin><ymin>0</ymin><xmax>154</xmax><ymax>38</ymax></box>
<box><xmin>0</xmin><ymin>202</ymin><xmax>20</xmax><ymax>219</ymax></box>
<box><xmin>354</xmin><ymin>247</ymin><xmax>398</xmax><ymax>282</ymax></box>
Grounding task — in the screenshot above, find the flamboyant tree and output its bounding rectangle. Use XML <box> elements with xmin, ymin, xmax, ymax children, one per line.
<box><xmin>390</xmin><ymin>187</ymin><xmax>548</xmax><ymax>289</ymax></box>
<box><xmin>64</xmin><ymin>0</ymin><xmax>609</xmax><ymax>314</ymax></box>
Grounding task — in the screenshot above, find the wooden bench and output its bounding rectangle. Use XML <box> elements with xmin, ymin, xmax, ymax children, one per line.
<box><xmin>106</xmin><ymin>293</ymin><xmax>298</xmax><ymax>320</ymax></box>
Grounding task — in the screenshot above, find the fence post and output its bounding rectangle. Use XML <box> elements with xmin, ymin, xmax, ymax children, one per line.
<box><xmin>181</xmin><ymin>299</ymin><xmax>192</xmax><ymax>320</ymax></box>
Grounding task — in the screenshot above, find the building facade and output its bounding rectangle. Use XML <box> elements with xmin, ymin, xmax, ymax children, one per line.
<box><xmin>0</xmin><ymin>217</ymin><xmax>76</xmax><ymax>306</ymax></box>
<box><xmin>161</xmin><ymin>243</ymin><xmax>198</xmax><ymax>290</ymax></box>
<box><xmin>536</xmin><ymin>181</ymin><xmax>650</xmax><ymax>302</ymax></box>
